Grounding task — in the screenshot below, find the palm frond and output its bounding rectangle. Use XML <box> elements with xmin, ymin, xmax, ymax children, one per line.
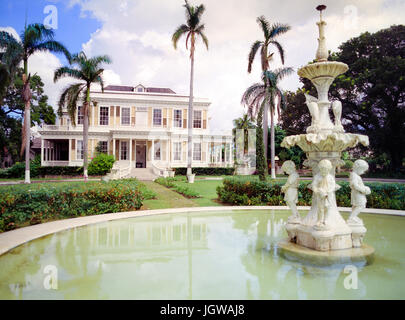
<box><xmin>30</xmin><ymin>40</ymin><xmax>71</xmax><ymax>61</ymax></box>
<box><xmin>247</xmin><ymin>40</ymin><xmax>262</xmax><ymax>73</ymax></box>
<box><xmin>87</xmin><ymin>55</ymin><xmax>112</xmax><ymax>68</ymax></box>
<box><xmin>274</xmin><ymin>67</ymin><xmax>295</xmax><ymax>81</ymax></box>
<box><xmin>197</xmin><ymin>29</ymin><xmax>209</xmax><ymax>50</ymax></box>
<box><xmin>54</xmin><ymin>67</ymin><xmax>84</xmax><ymax>82</ymax></box>
<box><xmin>268</xmin><ymin>23</ymin><xmax>291</xmax><ymax>39</ymax></box>
<box><xmin>172</xmin><ymin>24</ymin><xmax>190</xmax><ymax>49</ymax></box>
<box><xmin>0</xmin><ymin>31</ymin><xmax>20</xmax><ymax>48</ymax></box>
<box><xmin>269</xmin><ymin>40</ymin><xmax>285</xmax><ymax>64</ymax></box>
<box><xmin>57</xmin><ymin>83</ymin><xmax>85</xmax><ymax>125</ymax></box>
<box><xmin>257</xmin><ymin>16</ymin><xmax>270</xmax><ymax>40</ymax></box>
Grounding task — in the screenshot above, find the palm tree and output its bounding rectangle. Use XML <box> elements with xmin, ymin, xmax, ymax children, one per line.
<box><xmin>54</xmin><ymin>51</ymin><xmax>111</xmax><ymax>181</ymax></box>
<box><xmin>0</xmin><ymin>23</ymin><xmax>70</xmax><ymax>183</ymax></box>
<box><xmin>241</xmin><ymin>68</ymin><xmax>293</xmax><ymax>179</ymax></box>
<box><xmin>172</xmin><ymin>0</ymin><xmax>208</xmax><ymax>181</ymax></box>
<box><xmin>247</xmin><ymin>16</ymin><xmax>290</xmax><ymax>178</ymax></box>
<box><xmin>232</xmin><ymin>114</ymin><xmax>255</xmax><ymax>156</ymax></box>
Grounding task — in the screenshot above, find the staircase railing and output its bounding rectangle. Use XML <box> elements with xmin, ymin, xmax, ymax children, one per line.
<box><xmin>119</xmin><ymin>165</ymin><xmax>131</xmax><ymax>179</ymax></box>
<box><xmin>151</xmin><ymin>162</ymin><xmax>170</xmax><ymax>177</ymax></box>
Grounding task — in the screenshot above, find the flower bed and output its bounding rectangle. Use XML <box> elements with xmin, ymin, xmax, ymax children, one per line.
<box><xmin>216</xmin><ymin>177</ymin><xmax>405</xmax><ymax>210</ymax></box>
<box><xmin>0</xmin><ymin>178</ymin><xmax>156</xmax><ymax>232</ymax></box>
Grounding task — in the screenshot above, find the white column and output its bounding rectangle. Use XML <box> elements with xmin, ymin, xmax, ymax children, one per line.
<box><xmin>166</xmin><ymin>139</ymin><xmax>169</xmax><ymax>166</ymax></box>
<box><xmin>113</xmin><ymin>138</ymin><xmax>116</xmax><ymax>159</ymax></box>
<box><xmin>129</xmin><ymin>138</ymin><xmax>132</xmax><ymax>168</ymax></box>
<box><xmin>41</xmin><ymin>139</ymin><xmax>44</xmax><ymax>165</ymax></box>
<box><xmin>151</xmin><ymin>139</ymin><xmax>155</xmax><ymax>162</ymax></box>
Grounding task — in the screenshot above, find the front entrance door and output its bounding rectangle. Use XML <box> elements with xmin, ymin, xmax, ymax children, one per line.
<box><xmin>136</xmin><ymin>143</ymin><xmax>146</xmax><ymax>168</ymax></box>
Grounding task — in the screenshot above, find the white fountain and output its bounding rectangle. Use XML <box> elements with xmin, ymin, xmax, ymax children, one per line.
<box><xmin>279</xmin><ymin>5</ymin><xmax>374</xmax><ymax>264</ymax></box>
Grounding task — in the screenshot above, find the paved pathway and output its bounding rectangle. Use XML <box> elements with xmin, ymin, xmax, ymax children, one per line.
<box><xmin>140</xmin><ymin>181</ymin><xmax>198</xmax><ymax>210</ymax></box>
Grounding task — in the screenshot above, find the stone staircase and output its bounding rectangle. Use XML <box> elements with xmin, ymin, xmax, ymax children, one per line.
<box><xmin>128</xmin><ymin>168</ymin><xmax>159</xmax><ymax>181</ymax></box>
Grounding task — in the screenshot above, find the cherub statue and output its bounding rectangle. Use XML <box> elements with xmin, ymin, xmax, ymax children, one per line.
<box><xmin>281</xmin><ymin>160</ymin><xmax>300</xmax><ymax>223</ymax></box>
<box><xmin>331</xmin><ymin>100</ymin><xmax>344</xmax><ymax>132</ymax></box>
<box><xmin>348</xmin><ymin>159</ymin><xmax>371</xmax><ymax>225</ymax></box>
<box><xmin>312</xmin><ymin>159</ymin><xmax>340</xmax><ymax>230</ymax></box>
<box><xmin>304</xmin><ymin>93</ymin><xmax>320</xmax><ymax>130</ymax></box>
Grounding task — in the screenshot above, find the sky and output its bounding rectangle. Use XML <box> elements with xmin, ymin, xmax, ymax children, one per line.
<box><xmin>1</xmin><ymin>0</ymin><xmax>404</xmax><ymax>134</ymax></box>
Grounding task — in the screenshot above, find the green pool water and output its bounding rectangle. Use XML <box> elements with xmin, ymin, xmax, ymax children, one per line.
<box><xmin>0</xmin><ymin>209</ymin><xmax>404</xmax><ymax>299</ymax></box>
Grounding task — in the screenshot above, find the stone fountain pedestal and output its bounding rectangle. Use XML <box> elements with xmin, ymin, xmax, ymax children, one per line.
<box><xmin>277</xmin><ymin>6</ymin><xmax>374</xmax><ymax>263</ymax></box>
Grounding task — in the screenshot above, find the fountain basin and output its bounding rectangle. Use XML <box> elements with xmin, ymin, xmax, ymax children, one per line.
<box><xmin>0</xmin><ymin>207</ymin><xmax>404</xmax><ymax>299</ymax></box>
<box><xmin>298</xmin><ymin>61</ymin><xmax>348</xmax><ymax>80</ymax></box>
<box><xmin>281</xmin><ymin>132</ymin><xmax>369</xmax><ymax>153</ymax></box>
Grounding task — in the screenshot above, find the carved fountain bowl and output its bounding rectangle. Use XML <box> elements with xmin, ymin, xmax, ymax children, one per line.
<box><xmin>281</xmin><ymin>132</ymin><xmax>369</xmax><ymax>153</ymax></box>
<box><xmin>298</xmin><ymin>61</ymin><xmax>349</xmax><ymax>80</ymax></box>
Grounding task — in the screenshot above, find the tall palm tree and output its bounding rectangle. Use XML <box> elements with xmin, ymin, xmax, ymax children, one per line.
<box><xmin>0</xmin><ymin>23</ymin><xmax>70</xmax><ymax>183</ymax></box>
<box><xmin>242</xmin><ymin>68</ymin><xmax>293</xmax><ymax>178</ymax></box>
<box><xmin>54</xmin><ymin>51</ymin><xmax>111</xmax><ymax>181</ymax></box>
<box><xmin>172</xmin><ymin>0</ymin><xmax>208</xmax><ymax>181</ymax></box>
<box><xmin>247</xmin><ymin>16</ymin><xmax>290</xmax><ymax>178</ymax></box>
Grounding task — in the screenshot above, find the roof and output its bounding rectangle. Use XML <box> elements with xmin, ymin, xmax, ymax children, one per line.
<box><xmin>104</xmin><ymin>85</ymin><xmax>175</xmax><ymax>94</ymax></box>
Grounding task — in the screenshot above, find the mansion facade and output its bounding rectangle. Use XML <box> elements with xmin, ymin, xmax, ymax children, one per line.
<box><xmin>39</xmin><ymin>84</ymin><xmax>233</xmax><ymax>175</ymax></box>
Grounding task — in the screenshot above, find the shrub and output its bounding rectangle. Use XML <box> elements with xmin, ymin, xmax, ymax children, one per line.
<box><xmin>88</xmin><ymin>152</ymin><xmax>115</xmax><ymax>176</ymax></box>
<box><xmin>0</xmin><ymin>178</ymin><xmax>149</xmax><ymax>232</ymax></box>
<box><xmin>38</xmin><ymin>166</ymin><xmax>83</xmax><ymax>176</ymax></box>
<box><xmin>6</xmin><ymin>162</ymin><xmax>26</xmax><ymax>178</ymax></box>
<box><xmin>173</xmin><ymin>167</ymin><xmax>235</xmax><ymax>176</ymax></box>
<box><xmin>216</xmin><ymin>177</ymin><xmax>405</xmax><ymax>210</ymax></box>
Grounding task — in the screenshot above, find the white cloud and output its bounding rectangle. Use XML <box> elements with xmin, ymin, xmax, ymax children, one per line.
<box><xmin>3</xmin><ymin>0</ymin><xmax>405</xmax><ymax>131</ymax></box>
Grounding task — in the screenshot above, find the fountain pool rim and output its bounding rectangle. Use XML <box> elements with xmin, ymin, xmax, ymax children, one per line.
<box><xmin>0</xmin><ymin>205</ymin><xmax>404</xmax><ymax>257</ymax></box>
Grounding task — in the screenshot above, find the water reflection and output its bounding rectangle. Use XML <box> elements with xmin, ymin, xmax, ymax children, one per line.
<box><xmin>0</xmin><ymin>210</ymin><xmax>404</xmax><ymax>299</ymax></box>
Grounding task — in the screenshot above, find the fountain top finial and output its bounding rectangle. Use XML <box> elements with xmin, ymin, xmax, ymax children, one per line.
<box><xmin>316</xmin><ymin>4</ymin><xmax>327</xmax><ymax>21</ymax></box>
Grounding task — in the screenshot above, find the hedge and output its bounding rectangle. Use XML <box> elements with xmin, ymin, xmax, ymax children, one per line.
<box><xmin>154</xmin><ymin>177</ymin><xmax>201</xmax><ymax>198</ymax></box>
<box><xmin>216</xmin><ymin>177</ymin><xmax>405</xmax><ymax>210</ymax></box>
<box><xmin>0</xmin><ymin>178</ymin><xmax>154</xmax><ymax>232</ymax></box>
<box><xmin>174</xmin><ymin>167</ymin><xmax>235</xmax><ymax>176</ymax></box>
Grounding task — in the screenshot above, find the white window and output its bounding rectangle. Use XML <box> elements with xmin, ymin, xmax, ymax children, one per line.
<box><xmin>193</xmin><ymin>142</ymin><xmax>201</xmax><ymax>161</ymax></box>
<box><xmin>153</xmin><ymin>109</ymin><xmax>162</xmax><ymax>126</ymax></box>
<box><xmin>121</xmin><ymin>107</ymin><xmax>130</xmax><ymax>125</ymax></box>
<box><xmin>137</xmin><ymin>87</ymin><xmax>143</xmax><ymax>92</ymax></box>
<box><xmin>154</xmin><ymin>141</ymin><xmax>161</xmax><ymax>160</ymax></box>
<box><xmin>120</xmin><ymin>141</ymin><xmax>128</xmax><ymax>160</ymax></box>
<box><xmin>173</xmin><ymin>142</ymin><xmax>181</xmax><ymax>161</ymax></box>
<box><xmin>99</xmin><ymin>106</ymin><xmax>109</xmax><ymax>125</ymax></box>
<box><xmin>193</xmin><ymin>110</ymin><xmax>202</xmax><ymax>128</ymax></box>
<box><xmin>174</xmin><ymin>110</ymin><xmax>182</xmax><ymax>128</ymax></box>
<box><xmin>77</xmin><ymin>106</ymin><xmax>83</xmax><ymax>125</ymax></box>
<box><xmin>77</xmin><ymin>140</ymin><xmax>84</xmax><ymax>160</ymax></box>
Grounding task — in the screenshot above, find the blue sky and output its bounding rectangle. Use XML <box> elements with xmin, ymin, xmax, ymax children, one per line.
<box><xmin>0</xmin><ymin>0</ymin><xmax>100</xmax><ymax>63</ymax></box>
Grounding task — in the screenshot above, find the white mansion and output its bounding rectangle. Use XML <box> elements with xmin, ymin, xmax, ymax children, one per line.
<box><xmin>39</xmin><ymin>84</ymin><xmax>233</xmax><ymax>177</ymax></box>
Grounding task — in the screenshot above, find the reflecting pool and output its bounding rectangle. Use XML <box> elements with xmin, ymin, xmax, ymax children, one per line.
<box><xmin>0</xmin><ymin>210</ymin><xmax>404</xmax><ymax>299</ymax></box>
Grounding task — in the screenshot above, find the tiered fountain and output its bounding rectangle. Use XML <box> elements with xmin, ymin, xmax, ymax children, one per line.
<box><xmin>279</xmin><ymin>5</ymin><xmax>374</xmax><ymax>264</ymax></box>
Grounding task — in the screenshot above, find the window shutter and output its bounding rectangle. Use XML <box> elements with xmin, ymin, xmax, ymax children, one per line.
<box><xmin>109</xmin><ymin>140</ymin><xmax>113</xmax><ymax>155</ymax></box>
<box><xmin>183</xmin><ymin>109</ymin><xmax>187</xmax><ymax>128</ymax></box>
<box><xmin>131</xmin><ymin>106</ymin><xmax>136</xmax><ymax>126</ymax></box>
<box><xmin>203</xmin><ymin>110</ymin><xmax>207</xmax><ymax>129</ymax></box>
<box><xmin>94</xmin><ymin>105</ymin><xmax>98</xmax><ymax>126</ymax></box>
<box><xmin>168</xmin><ymin>109</ymin><xmax>172</xmax><ymax>128</ymax></box>
<box><xmin>71</xmin><ymin>139</ymin><xmax>76</xmax><ymax>161</ymax></box>
<box><xmin>162</xmin><ymin>141</ymin><xmax>166</xmax><ymax>161</ymax></box>
<box><xmin>148</xmin><ymin>108</ymin><xmax>152</xmax><ymax>127</ymax></box>
<box><xmin>110</xmin><ymin>106</ymin><xmax>114</xmax><ymax>126</ymax></box>
<box><xmin>115</xmin><ymin>139</ymin><xmax>120</xmax><ymax>160</ymax></box>
<box><xmin>202</xmin><ymin>142</ymin><xmax>207</xmax><ymax>162</ymax></box>
<box><xmin>116</xmin><ymin>106</ymin><xmax>120</xmax><ymax>126</ymax></box>
<box><xmin>163</xmin><ymin>108</ymin><xmax>167</xmax><ymax>127</ymax></box>
<box><xmin>182</xmin><ymin>141</ymin><xmax>187</xmax><ymax>161</ymax></box>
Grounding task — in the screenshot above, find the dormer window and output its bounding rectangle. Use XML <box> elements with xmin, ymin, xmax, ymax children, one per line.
<box><xmin>135</xmin><ymin>84</ymin><xmax>145</xmax><ymax>92</ymax></box>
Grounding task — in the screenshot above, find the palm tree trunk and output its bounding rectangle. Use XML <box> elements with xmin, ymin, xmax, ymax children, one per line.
<box><xmin>263</xmin><ymin>101</ymin><xmax>269</xmax><ymax>170</ymax></box>
<box><xmin>83</xmin><ymin>86</ymin><xmax>90</xmax><ymax>181</ymax></box>
<box><xmin>23</xmin><ymin>60</ymin><xmax>31</xmax><ymax>184</ymax></box>
<box><xmin>270</xmin><ymin>110</ymin><xmax>276</xmax><ymax>179</ymax></box>
<box><xmin>187</xmin><ymin>47</ymin><xmax>194</xmax><ymax>179</ymax></box>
